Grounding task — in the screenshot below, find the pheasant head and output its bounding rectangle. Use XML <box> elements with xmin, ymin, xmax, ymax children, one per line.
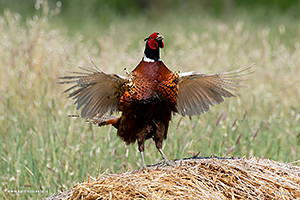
<box><xmin>143</xmin><ymin>32</ymin><xmax>164</xmax><ymax>62</ymax></box>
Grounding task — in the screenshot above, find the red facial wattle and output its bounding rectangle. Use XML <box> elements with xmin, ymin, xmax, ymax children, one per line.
<box><xmin>147</xmin><ymin>32</ymin><xmax>164</xmax><ymax>49</ymax></box>
<box><xmin>148</xmin><ymin>39</ymin><xmax>158</xmax><ymax>49</ymax></box>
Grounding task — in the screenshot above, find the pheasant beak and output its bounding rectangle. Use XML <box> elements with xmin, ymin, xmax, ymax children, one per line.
<box><xmin>156</xmin><ymin>34</ymin><xmax>164</xmax><ymax>41</ymax></box>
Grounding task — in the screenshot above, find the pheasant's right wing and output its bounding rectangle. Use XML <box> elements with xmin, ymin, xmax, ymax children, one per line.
<box><xmin>59</xmin><ymin>67</ymin><xmax>127</xmax><ymax>119</ymax></box>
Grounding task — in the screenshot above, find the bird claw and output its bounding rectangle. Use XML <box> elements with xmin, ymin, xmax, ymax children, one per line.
<box><xmin>157</xmin><ymin>148</ymin><xmax>175</xmax><ymax>167</ymax></box>
<box><xmin>140</xmin><ymin>163</ymin><xmax>147</xmax><ymax>170</ymax></box>
<box><xmin>161</xmin><ymin>159</ymin><xmax>175</xmax><ymax>167</ymax></box>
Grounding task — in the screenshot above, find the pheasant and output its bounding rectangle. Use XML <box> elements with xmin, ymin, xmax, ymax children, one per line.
<box><xmin>59</xmin><ymin>32</ymin><xmax>252</xmax><ymax>169</ymax></box>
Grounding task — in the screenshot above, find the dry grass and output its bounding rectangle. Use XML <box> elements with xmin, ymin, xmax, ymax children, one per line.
<box><xmin>46</xmin><ymin>157</ymin><xmax>300</xmax><ymax>199</ymax></box>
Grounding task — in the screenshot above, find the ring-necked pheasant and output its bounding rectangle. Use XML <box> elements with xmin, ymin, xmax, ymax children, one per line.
<box><xmin>59</xmin><ymin>32</ymin><xmax>252</xmax><ymax>169</ymax></box>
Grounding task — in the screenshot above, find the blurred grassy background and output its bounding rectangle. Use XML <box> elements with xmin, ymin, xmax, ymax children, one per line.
<box><xmin>1</xmin><ymin>0</ymin><xmax>300</xmax><ymax>199</ymax></box>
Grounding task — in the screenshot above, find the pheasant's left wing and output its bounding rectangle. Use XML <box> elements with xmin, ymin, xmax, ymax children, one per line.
<box><xmin>176</xmin><ymin>66</ymin><xmax>252</xmax><ymax>117</ymax></box>
<box><xmin>59</xmin><ymin>67</ymin><xmax>127</xmax><ymax>119</ymax></box>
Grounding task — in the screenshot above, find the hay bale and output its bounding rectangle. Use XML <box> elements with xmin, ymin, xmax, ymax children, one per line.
<box><xmin>46</xmin><ymin>157</ymin><xmax>300</xmax><ymax>199</ymax></box>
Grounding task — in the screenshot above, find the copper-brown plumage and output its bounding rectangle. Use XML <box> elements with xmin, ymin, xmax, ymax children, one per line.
<box><xmin>59</xmin><ymin>32</ymin><xmax>252</xmax><ymax>169</ymax></box>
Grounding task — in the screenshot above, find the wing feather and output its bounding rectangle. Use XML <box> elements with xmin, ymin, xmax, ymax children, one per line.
<box><xmin>59</xmin><ymin>67</ymin><xmax>127</xmax><ymax>119</ymax></box>
<box><xmin>189</xmin><ymin>84</ymin><xmax>209</xmax><ymax>112</ymax></box>
<box><xmin>176</xmin><ymin>65</ymin><xmax>253</xmax><ymax>116</ymax></box>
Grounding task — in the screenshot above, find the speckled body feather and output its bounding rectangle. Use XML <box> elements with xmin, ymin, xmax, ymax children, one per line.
<box><xmin>117</xmin><ymin>60</ymin><xmax>178</xmax><ymax>152</ymax></box>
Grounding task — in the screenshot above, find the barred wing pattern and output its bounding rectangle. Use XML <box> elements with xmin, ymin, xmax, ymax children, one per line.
<box><xmin>176</xmin><ymin>66</ymin><xmax>252</xmax><ymax>117</ymax></box>
<box><xmin>59</xmin><ymin>67</ymin><xmax>127</xmax><ymax>119</ymax></box>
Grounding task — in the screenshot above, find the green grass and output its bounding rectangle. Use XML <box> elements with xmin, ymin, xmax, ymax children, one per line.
<box><xmin>1</xmin><ymin>4</ymin><xmax>300</xmax><ymax>199</ymax></box>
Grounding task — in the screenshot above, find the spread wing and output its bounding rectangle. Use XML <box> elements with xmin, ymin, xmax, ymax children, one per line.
<box><xmin>59</xmin><ymin>66</ymin><xmax>127</xmax><ymax>119</ymax></box>
<box><xmin>176</xmin><ymin>65</ymin><xmax>253</xmax><ymax>116</ymax></box>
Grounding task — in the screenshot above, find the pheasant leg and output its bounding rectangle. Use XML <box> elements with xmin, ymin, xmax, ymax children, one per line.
<box><xmin>140</xmin><ymin>151</ymin><xmax>147</xmax><ymax>169</ymax></box>
<box><xmin>158</xmin><ymin>148</ymin><xmax>175</xmax><ymax>167</ymax></box>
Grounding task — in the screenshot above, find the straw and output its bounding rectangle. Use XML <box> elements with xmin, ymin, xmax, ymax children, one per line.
<box><xmin>46</xmin><ymin>157</ymin><xmax>300</xmax><ymax>200</ymax></box>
